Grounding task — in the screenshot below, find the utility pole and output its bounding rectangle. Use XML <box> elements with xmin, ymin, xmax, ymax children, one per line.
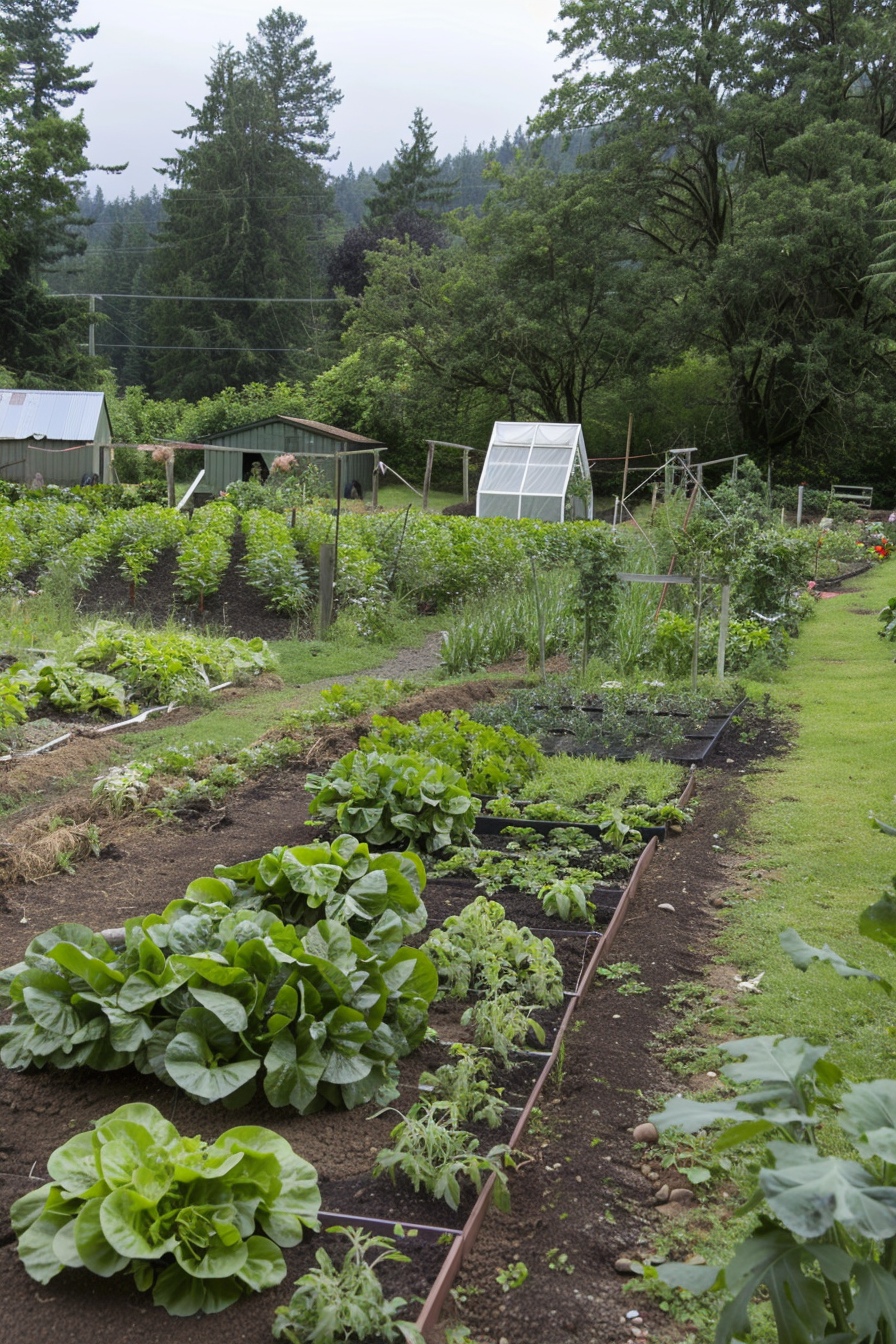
<box><xmin>88</xmin><ymin>295</ymin><xmax>96</xmax><ymax>357</ymax></box>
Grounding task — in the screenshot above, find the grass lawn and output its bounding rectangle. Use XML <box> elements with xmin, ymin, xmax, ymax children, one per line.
<box><xmin>375</xmin><ymin>482</ymin><xmax>465</xmax><ymax>512</ymax></box>
<box><xmin>720</xmin><ymin>562</ymin><xmax>896</xmax><ymax>1080</ymax></box>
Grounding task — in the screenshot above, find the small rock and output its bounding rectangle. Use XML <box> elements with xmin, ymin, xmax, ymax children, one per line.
<box><xmin>726</xmin><ymin>757</ymin><xmax>735</xmax><ymax>764</ymax></box>
<box><xmin>670</xmin><ymin>1187</ymin><xmax>695</xmax><ymax>1205</ymax></box>
<box><xmin>633</xmin><ymin>1121</ymin><xmax>659</xmax><ymax>1144</ymax></box>
<box><xmin>626</xmin><ymin>1310</ymin><xmax>640</xmax><ymax>1320</ymax></box>
<box><xmin>710</xmin><ymin>897</ymin><xmax>727</xmax><ymax>908</ymax></box>
<box><xmin>657</xmin><ymin>902</ymin><xmax>675</xmax><ymax>912</ymax></box>
<box><xmin>654</xmin><ymin>1183</ymin><xmax>670</xmax><ymax>1203</ymax></box>
<box><xmin>640</xmin><ymin>1163</ymin><xmax>653</xmax><ymax>1177</ymax></box>
<box><xmin>614</xmin><ymin>1257</ymin><xmax>636</xmax><ymax>1274</ymax></box>
<box><xmin>685</xmin><ymin>1253</ymin><xmax>708</xmax><ymax>1265</ymax></box>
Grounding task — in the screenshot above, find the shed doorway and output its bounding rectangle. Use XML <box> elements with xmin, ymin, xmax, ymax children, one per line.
<box><xmin>242</xmin><ymin>452</ymin><xmax>269</xmax><ymax>483</ymax></box>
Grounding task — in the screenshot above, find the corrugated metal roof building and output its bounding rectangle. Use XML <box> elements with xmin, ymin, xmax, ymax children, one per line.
<box><xmin>200</xmin><ymin>416</ymin><xmax>385</xmax><ymax>498</ymax></box>
<box><xmin>0</xmin><ymin>390</ymin><xmax>113</xmax><ymax>486</ymax></box>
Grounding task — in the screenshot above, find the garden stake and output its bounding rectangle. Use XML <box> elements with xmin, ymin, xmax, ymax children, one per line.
<box><xmin>530</xmin><ymin>557</ymin><xmax>546</xmax><ymax>681</ymax></box>
<box><xmin>690</xmin><ymin>564</ymin><xmax>703</xmax><ymax>691</ymax></box>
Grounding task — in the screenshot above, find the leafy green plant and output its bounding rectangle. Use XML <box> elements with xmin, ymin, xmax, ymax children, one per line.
<box><xmin>646</xmin><ymin>1035</ymin><xmax>896</xmax><ymax>1344</ymax></box>
<box><xmin>423</xmin><ymin>896</ymin><xmax>564</xmax><ymax>1006</ymax></box>
<box><xmin>0</xmin><ymin>663</ymin><xmax>39</xmax><ymax>733</ymax></box>
<box><xmin>92</xmin><ymin>764</ymin><xmax>153</xmax><ymax>814</ymax></box>
<box><xmin>496</xmin><ymin>1261</ymin><xmax>528</xmax><ymax>1292</ymax></box>
<box><xmin>596</xmin><ymin>961</ymin><xmax>650</xmax><ymax>995</ymax></box>
<box><xmin>272</xmin><ymin>1224</ymin><xmax>424</xmax><ymax>1344</ymax></box>
<box><xmin>116</xmin><ymin>506</ymin><xmax>190</xmax><ymax>598</ymax></box>
<box><xmin>418</xmin><ymin>1044</ymin><xmax>507</xmax><ymax>1128</ymax></box>
<box><xmin>213</xmin><ymin>834</ymin><xmax>428</xmax><ymax>940</ymax></box>
<box><xmin>0</xmin><ymin>899</ymin><xmax>438</xmax><ymax>1113</ymax></box>
<box><xmin>306</xmin><ymin>749</ymin><xmax>479</xmax><ymax>853</ymax></box>
<box><xmin>373</xmin><ymin>1104</ymin><xmax>513</xmax><ymax>1211</ymax></box>
<box><xmin>460</xmin><ymin>989</ymin><xmax>546</xmax><ymax>1066</ymax></box>
<box><xmin>73</xmin><ymin>620</ymin><xmax>272</xmax><ymax>703</ymax></box>
<box><xmin>539</xmin><ymin>878</ymin><xmax>592</xmax><ymax>922</ymax></box>
<box><xmin>11</xmin><ymin>1103</ymin><xmax>320</xmax><ymax>1315</ymax></box>
<box><xmin>360</xmin><ymin>710</ymin><xmax>543</xmax><ymax>794</ymax></box>
<box><xmin>240</xmin><ymin>509</ymin><xmax>310</xmax><ymax>614</ymax></box>
<box><xmin>546</xmin><ymin>1247</ymin><xmax>574</xmax><ymax>1274</ymax></box>
<box><xmin>173</xmin><ymin>502</ymin><xmax>237</xmax><ymax>609</ymax></box>
<box><xmin>22</xmin><ymin>658</ymin><xmax>133</xmax><ymax>717</ymax></box>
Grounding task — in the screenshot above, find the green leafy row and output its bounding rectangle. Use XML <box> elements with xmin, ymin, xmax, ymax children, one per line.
<box><xmin>213</xmin><ymin>834</ymin><xmax>428</xmax><ymax>939</ymax></box>
<box><xmin>73</xmin><ymin>619</ymin><xmax>272</xmax><ymax>703</ymax></box>
<box><xmin>0</xmin><ymin>855</ymin><xmax>438</xmax><ymax>1112</ymax></box>
<box><xmin>173</xmin><ymin>501</ymin><xmax>238</xmax><ymax>607</ymax></box>
<box><xmin>359</xmin><ymin>709</ymin><xmax>544</xmax><ymax>795</ymax></box>
<box><xmin>422</xmin><ymin>895</ymin><xmax>564</xmax><ymax>1005</ymax></box>
<box><xmin>12</xmin><ymin>1102</ymin><xmax>320</xmax><ymax>1316</ymax></box>
<box><xmin>307</xmin><ymin>749</ymin><xmax>479</xmax><ymax>852</ymax></box>
<box><xmin>240</xmin><ymin>508</ymin><xmax>310</xmax><ymax>614</ymax></box>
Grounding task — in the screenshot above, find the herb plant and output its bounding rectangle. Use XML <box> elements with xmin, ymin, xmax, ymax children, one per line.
<box><xmin>423</xmin><ymin>896</ymin><xmax>564</xmax><ymax>1006</ymax></box>
<box><xmin>539</xmin><ymin>879</ymin><xmax>592</xmax><ymax>922</ymax></box>
<box><xmin>418</xmin><ymin>1044</ymin><xmax>508</xmax><ymax>1128</ymax></box>
<box><xmin>373</xmin><ymin>1104</ymin><xmax>514</xmax><ymax>1211</ymax></box>
<box><xmin>273</xmin><ymin>1224</ymin><xmax>424</xmax><ymax>1344</ymax></box>
<box><xmin>307</xmin><ymin>749</ymin><xmax>479</xmax><ymax>852</ymax></box>
<box><xmin>11</xmin><ymin>1103</ymin><xmax>320</xmax><ymax>1315</ymax></box>
<box><xmin>461</xmin><ymin>989</ymin><xmax>546</xmax><ymax>1066</ymax></box>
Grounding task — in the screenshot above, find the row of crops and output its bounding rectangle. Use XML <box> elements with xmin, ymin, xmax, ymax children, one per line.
<box><xmin>1</xmin><ymin>709</ymin><xmax>685</xmax><ymax>1334</ymax></box>
<box><xmin>0</xmin><ymin>489</ymin><xmax>618</xmax><ymax>620</ymax></box>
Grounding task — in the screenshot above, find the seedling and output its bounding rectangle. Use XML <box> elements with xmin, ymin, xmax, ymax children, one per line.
<box><xmin>495</xmin><ymin>1261</ymin><xmax>529</xmax><ymax>1292</ymax></box>
<box><xmin>546</xmin><ymin>1247</ymin><xmax>574</xmax><ymax>1274</ymax></box>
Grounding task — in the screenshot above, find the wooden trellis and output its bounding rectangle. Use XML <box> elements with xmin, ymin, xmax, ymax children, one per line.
<box><xmin>616</xmin><ymin>571</ymin><xmax>732</xmax><ymax>686</ymax></box>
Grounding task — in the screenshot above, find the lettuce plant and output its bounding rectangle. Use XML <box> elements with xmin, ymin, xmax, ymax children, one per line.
<box><xmin>359</xmin><ymin>710</ymin><xmax>543</xmax><ymax>794</ymax></box>
<box><xmin>214</xmin><ymin>834</ymin><xmax>428</xmax><ymax>939</ymax></box>
<box><xmin>0</xmin><ymin>902</ymin><xmax>438</xmax><ymax>1113</ymax></box>
<box><xmin>306</xmin><ymin>750</ymin><xmax>479</xmax><ymax>853</ymax></box>
<box><xmin>11</xmin><ymin>1103</ymin><xmax>320</xmax><ymax>1316</ymax></box>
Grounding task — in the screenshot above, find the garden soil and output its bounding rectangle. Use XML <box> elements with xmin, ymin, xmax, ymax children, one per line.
<box><xmin>0</xmin><ymin>692</ymin><xmax>783</xmax><ymax>1344</ymax></box>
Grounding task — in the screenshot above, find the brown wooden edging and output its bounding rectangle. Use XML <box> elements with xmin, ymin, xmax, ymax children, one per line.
<box><xmin>413</xmin><ymin>834</ymin><xmax>661</xmax><ymax>1338</ymax></box>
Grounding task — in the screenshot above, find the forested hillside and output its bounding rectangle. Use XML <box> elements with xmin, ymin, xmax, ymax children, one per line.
<box><xmin>1</xmin><ymin>0</ymin><xmax>894</xmax><ymax>489</ymax></box>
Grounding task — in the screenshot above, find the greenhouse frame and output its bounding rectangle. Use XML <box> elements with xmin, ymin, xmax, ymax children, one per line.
<box><xmin>475</xmin><ymin>422</ymin><xmax>593</xmax><ymax>522</ymax></box>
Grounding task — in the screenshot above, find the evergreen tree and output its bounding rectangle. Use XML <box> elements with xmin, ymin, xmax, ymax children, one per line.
<box><xmin>0</xmin><ymin>0</ymin><xmax>101</xmax><ymax>385</ymax></box>
<box><xmin>244</xmin><ymin>6</ymin><xmax>341</xmax><ymax>157</ymax></box>
<box><xmin>367</xmin><ymin>108</ymin><xmax>457</xmax><ymax>223</ymax></box>
<box><xmin>148</xmin><ymin>15</ymin><xmax>340</xmax><ymax>400</ymax></box>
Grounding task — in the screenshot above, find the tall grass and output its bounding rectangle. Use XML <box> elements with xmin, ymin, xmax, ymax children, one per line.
<box><xmin>439</xmin><ymin>567</ymin><xmax>577</xmax><ymax>676</ymax></box>
<box><xmin>526</xmin><ymin>753</ymin><xmax>686</xmax><ymax>808</ymax></box>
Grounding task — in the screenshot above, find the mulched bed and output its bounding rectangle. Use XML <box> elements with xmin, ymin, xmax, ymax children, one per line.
<box><xmin>444</xmin><ymin>767</ymin><xmax>753</xmax><ymax>1344</ymax></box>
<box><xmin>0</xmin><ymin>757</ymin><xmax>602</xmax><ymax>1344</ymax></box>
<box><xmin>73</xmin><ymin>531</ymin><xmax>297</xmax><ymax>642</ymax></box>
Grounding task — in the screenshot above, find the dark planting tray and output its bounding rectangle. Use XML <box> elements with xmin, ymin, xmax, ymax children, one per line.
<box><xmin>473</xmin><ymin>814</ymin><xmax>665</xmax><ymax>842</ymax></box>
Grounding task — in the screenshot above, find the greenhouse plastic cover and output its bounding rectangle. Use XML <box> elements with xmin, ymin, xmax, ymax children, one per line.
<box><xmin>477</xmin><ymin>422</ymin><xmax>592</xmax><ymax>522</ymax></box>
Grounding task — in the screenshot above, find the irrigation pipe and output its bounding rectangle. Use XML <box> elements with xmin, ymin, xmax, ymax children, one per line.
<box><xmin>0</xmin><ymin>682</ymin><xmax>234</xmax><ymax>764</ymax></box>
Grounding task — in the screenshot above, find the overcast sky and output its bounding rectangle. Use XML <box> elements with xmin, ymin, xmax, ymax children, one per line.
<box><xmin>76</xmin><ymin>0</ymin><xmax>565</xmax><ymax>197</ymax></box>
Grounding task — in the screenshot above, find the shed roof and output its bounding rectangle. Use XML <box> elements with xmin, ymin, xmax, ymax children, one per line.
<box><xmin>0</xmin><ymin>390</ymin><xmax>109</xmax><ymax>442</ymax></box>
<box><xmin>201</xmin><ymin>415</ymin><xmax>385</xmax><ymax>448</ymax></box>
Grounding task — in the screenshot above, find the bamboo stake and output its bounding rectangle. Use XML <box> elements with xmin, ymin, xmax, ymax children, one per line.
<box><xmin>621</xmin><ymin>413</ymin><xmax>633</xmax><ymax>511</ymax></box>
<box><xmin>530</xmin><ymin>558</ymin><xmax>546</xmax><ymax>682</ymax></box>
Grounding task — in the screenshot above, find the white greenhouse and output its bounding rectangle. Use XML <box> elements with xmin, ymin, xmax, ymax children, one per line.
<box><xmin>475</xmin><ymin>422</ymin><xmax>593</xmax><ymax>522</ymax></box>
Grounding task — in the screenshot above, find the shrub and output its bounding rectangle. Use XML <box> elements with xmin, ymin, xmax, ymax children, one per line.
<box><xmin>11</xmin><ymin>1103</ymin><xmax>320</xmax><ymax>1315</ymax></box>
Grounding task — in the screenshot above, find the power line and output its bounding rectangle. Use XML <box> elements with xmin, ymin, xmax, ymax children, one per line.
<box><xmin>54</xmin><ymin>292</ymin><xmax>338</xmax><ymax>303</ymax></box>
<box><xmin>92</xmin><ymin>342</ymin><xmax>309</xmax><ymax>352</ymax></box>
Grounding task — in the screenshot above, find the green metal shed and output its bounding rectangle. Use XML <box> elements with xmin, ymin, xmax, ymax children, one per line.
<box><xmin>0</xmin><ymin>389</ymin><xmax>113</xmax><ymax>486</ymax></box>
<box><xmin>200</xmin><ymin>416</ymin><xmax>385</xmax><ymax>498</ymax></box>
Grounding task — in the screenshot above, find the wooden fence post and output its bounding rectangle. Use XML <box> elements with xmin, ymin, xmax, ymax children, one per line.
<box><xmin>422</xmin><ymin>441</ymin><xmax>435</xmax><ymax>512</ymax></box>
<box><xmin>165</xmin><ymin>456</ymin><xmax>175</xmax><ymax>509</ymax></box>
<box><xmin>462</xmin><ymin>449</ymin><xmax>470</xmax><ymax>505</ymax></box>
<box><xmin>319</xmin><ymin>543</ymin><xmax>335</xmax><ymax>636</ymax></box>
<box><xmin>530</xmin><ymin>558</ymin><xmax>546</xmax><ymax>683</ymax></box>
<box><xmin>716</xmin><ymin>581</ymin><xmax>731</xmax><ymax>681</ymax></box>
<box><xmin>690</xmin><ymin>566</ymin><xmax>703</xmax><ymax>691</ymax></box>
<box><xmin>371</xmin><ymin>451</ymin><xmax>379</xmax><ymax>509</ymax></box>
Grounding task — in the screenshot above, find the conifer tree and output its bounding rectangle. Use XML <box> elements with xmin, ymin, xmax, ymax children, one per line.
<box><xmin>367</xmin><ymin>108</ymin><xmax>457</xmax><ymax>224</ymax></box>
<box><xmin>0</xmin><ymin>0</ymin><xmax>101</xmax><ymax>383</ymax></box>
